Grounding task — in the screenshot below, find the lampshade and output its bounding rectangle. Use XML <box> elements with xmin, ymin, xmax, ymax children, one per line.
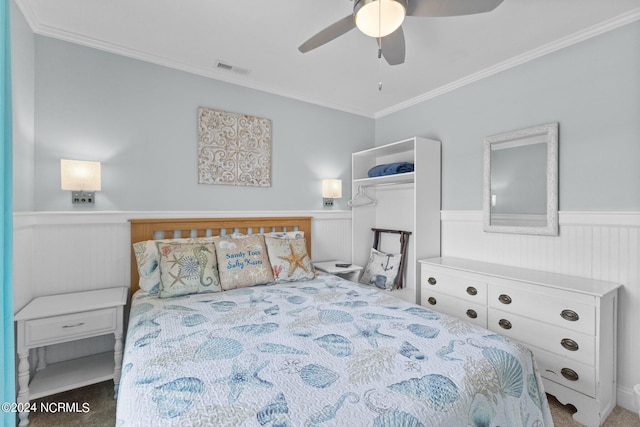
<box><xmin>61</xmin><ymin>159</ymin><xmax>102</xmax><ymax>191</ymax></box>
<box><xmin>354</xmin><ymin>0</ymin><xmax>407</xmax><ymax>38</ymax></box>
<box><xmin>322</xmin><ymin>179</ymin><xmax>342</xmax><ymax>199</ymax></box>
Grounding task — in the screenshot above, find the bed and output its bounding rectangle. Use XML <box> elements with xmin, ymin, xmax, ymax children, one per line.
<box><xmin>116</xmin><ymin>217</ymin><xmax>553</xmax><ymax>426</ymax></box>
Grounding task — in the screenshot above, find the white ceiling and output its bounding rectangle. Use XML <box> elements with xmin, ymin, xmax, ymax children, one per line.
<box><xmin>15</xmin><ymin>0</ymin><xmax>640</xmax><ymax>118</ymax></box>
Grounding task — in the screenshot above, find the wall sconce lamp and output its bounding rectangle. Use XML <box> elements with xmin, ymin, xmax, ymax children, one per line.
<box><xmin>322</xmin><ymin>179</ymin><xmax>342</xmax><ymax>207</ymax></box>
<box><xmin>61</xmin><ymin>159</ymin><xmax>101</xmax><ymax>205</ymax></box>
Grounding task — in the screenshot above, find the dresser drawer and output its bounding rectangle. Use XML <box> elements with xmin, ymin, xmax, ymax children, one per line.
<box><xmin>422</xmin><ymin>290</ymin><xmax>487</xmax><ymax>328</ymax></box>
<box><xmin>24</xmin><ymin>308</ymin><xmax>118</xmax><ymax>347</ymax></box>
<box><xmin>488</xmin><ymin>309</ymin><xmax>595</xmax><ymax>366</ymax></box>
<box><xmin>530</xmin><ymin>345</ymin><xmax>597</xmax><ymax>398</ymax></box>
<box><xmin>488</xmin><ymin>285</ymin><xmax>595</xmax><ymax>335</ymax></box>
<box><xmin>421</xmin><ymin>268</ymin><xmax>487</xmax><ymax>304</ymax></box>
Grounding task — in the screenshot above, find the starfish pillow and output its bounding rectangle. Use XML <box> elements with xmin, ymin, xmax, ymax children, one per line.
<box><xmin>264</xmin><ymin>236</ymin><xmax>314</xmax><ymax>283</ymax></box>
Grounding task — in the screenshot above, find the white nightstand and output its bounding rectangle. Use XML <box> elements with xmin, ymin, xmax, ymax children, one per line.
<box><xmin>314</xmin><ymin>261</ymin><xmax>363</xmax><ymax>282</ymax></box>
<box><xmin>14</xmin><ymin>287</ymin><xmax>128</xmax><ymax>426</ymax></box>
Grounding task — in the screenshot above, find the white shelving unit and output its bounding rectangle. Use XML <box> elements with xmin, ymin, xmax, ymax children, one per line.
<box><xmin>351</xmin><ymin>137</ymin><xmax>441</xmax><ymax>304</ymax></box>
<box><xmin>353</xmin><ymin>172</ymin><xmax>416</xmax><ymax>187</ymax></box>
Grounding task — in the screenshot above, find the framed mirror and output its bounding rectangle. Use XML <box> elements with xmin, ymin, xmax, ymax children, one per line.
<box><xmin>483</xmin><ymin>123</ymin><xmax>558</xmax><ymax>235</ymax></box>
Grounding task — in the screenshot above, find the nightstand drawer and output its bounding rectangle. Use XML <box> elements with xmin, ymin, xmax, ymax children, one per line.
<box><xmin>24</xmin><ymin>308</ymin><xmax>118</xmax><ymax>347</ymax></box>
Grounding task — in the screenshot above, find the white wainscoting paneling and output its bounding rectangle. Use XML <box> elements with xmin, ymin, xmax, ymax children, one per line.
<box><xmin>441</xmin><ymin>210</ymin><xmax>640</xmax><ymax>412</ymax></box>
<box><xmin>15</xmin><ymin>209</ymin><xmax>638</xmax><ymax>413</ymax></box>
<box><xmin>13</xmin><ymin>210</ymin><xmax>353</xmax><ymax>365</ymax></box>
<box><xmin>311</xmin><ymin>214</ymin><xmax>352</xmax><ymax>263</ymax></box>
<box><xmin>13</xmin><ymin>215</ymin><xmax>36</xmax><ymax>312</ymax></box>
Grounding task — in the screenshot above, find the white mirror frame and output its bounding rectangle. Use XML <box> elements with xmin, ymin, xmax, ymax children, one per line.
<box><xmin>483</xmin><ymin>123</ymin><xmax>559</xmax><ymax>236</ymax></box>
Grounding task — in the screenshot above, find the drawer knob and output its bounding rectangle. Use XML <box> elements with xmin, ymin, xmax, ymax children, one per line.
<box><xmin>498</xmin><ymin>294</ymin><xmax>512</xmax><ymax>304</ymax></box>
<box><xmin>561</xmin><ymin>338</ymin><xmax>579</xmax><ymax>352</ymax></box>
<box><xmin>560</xmin><ymin>309</ymin><xmax>579</xmax><ymax>322</ymax></box>
<box><xmin>466</xmin><ymin>286</ymin><xmax>478</xmax><ymax>296</ymax></box>
<box><xmin>498</xmin><ymin>319</ymin><xmax>512</xmax><ymax>330</ymax></box>
<box><xmin>466</xmin><ymin>309</ymin><xmax>478</xmax><ymax>319</ymax></box>
<box><xmin>62</xmin><ymin>322</ymin><xmax>85</xmax><ymax>329</ymax></box>
<box><xmin>427</xmin><ymin>297</ymin><xmax>437</xmax><ymax>305</ymax></box>
<box><xmin>427</xmin><ymin>277</ymin><xmax>437</xmax><ymax>285</ymax></box>
<box><xmin>561</xmin><ymin>368</ymin><xmax>579</xmax><ymax>382</ymax></box>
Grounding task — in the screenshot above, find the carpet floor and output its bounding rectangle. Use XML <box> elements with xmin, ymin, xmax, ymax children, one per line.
<box><xmin>24</xmin><ymin>380</ymin><xmax>639</xmax><ymax>426</ymax></box>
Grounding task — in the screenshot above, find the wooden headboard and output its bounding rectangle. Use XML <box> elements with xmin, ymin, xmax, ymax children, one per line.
<box><xmin>129</xmin><ymin>216</ymin><xmax>313</xmax><ymax>295</ymax></box>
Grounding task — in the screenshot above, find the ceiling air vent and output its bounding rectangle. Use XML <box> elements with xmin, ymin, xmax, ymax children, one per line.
<box><xmin>215</xmin><ymin>60</ymin><xmax>249</xmax><ymax>75</ymax></box>
<box><xmin>216</xmin><ymin>62</ymin><xmax>233</xmax><ymax>71</ymax></box>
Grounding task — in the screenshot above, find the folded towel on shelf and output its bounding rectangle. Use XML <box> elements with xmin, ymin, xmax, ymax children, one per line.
<box><xmin>367</xmin><ymin>162</ymin><xmax>414</xmax><ymax>178</ymax></box>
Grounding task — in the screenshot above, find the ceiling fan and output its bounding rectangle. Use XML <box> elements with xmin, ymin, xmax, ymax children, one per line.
<box><xmin>298</xmin><ymin>0</ymin><xmax>504</xmax><ymax>66</ymax></box>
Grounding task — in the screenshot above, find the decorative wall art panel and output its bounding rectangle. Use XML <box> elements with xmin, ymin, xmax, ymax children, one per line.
<box><xmin>198</xmin><ymin>106</ymin><xmax>272</xmax><ymax>187</ymax></box>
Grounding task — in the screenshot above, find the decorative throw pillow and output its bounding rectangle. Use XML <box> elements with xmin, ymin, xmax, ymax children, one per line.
<box><xmin>265</xmin><ymin>236</ymin><xmax>314</xmax><ymax>283</ymax></box>
<box><xmin>360</xmin><ymin>248</ymin><xmax>402</xmax><ymax>290</ymax></box>
<box><xmin>157</xmin><ymin>242</ymin><xmax>222</xmax><ymax>298</ymax></box>
<box><xmin>214</xmin><ymin>235</ymin><xmax>274</xmax><ymax>290</ymax></box>
<box><xmin>133</xmin><ymin>237</ymin><xmax>219</xmax><ymax>294</ymax></box>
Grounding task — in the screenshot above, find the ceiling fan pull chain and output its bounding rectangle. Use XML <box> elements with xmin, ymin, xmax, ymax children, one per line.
<box><xmin>378</xmin><ymin>37</ymin><xmax>383</xmax><ymax>91</ymax></box>
<box><xmin>377</xmin><ymin>0</ymin><xmax>383</xmax><ymax>91</ymax></box>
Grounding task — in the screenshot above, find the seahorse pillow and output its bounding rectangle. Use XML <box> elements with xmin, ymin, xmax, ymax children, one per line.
<box><xmin>157</xmin><ymin>242</ymin><xmax>222</xmax><ymax>298</ymax></box>
<box><xmin>265</xmin><ymin>236</ymin><xmax>314</xmax><ymax>283</ymax></box>
<box><xmin>133</xmin><ymin>237</ymin><xmax>219</xmax><ymax>294</ymax></box>
<box><xmin>360</xmin><ymin>248</ymin><xmax>402</xmax><ymax>290</ymax></box>
<box><xmin>214</xmin><ymin>235</ymin><xmax>274</xmax><ymax>290</ymax></box>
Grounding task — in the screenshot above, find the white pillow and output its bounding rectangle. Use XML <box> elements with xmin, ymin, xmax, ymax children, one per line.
<box><xmin>264</xmin><ymin>231</ymin><xmax>304</xmax><ymax>239</ymax></box>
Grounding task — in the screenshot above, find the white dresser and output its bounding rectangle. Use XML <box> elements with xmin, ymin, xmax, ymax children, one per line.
<box><xmin>419</xmin><ymin>257</ymin><xmax>620</xmax><ymax>427</ymax></box>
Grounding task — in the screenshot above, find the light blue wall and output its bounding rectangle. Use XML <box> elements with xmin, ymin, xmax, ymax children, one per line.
<box><xmin>375</xmin><ymin>21</ymin><xmax>640</xmax><ymax>212</ymax></box>
<box><xmin>10</xmin><ymin>0</ymin><xmax>34</xmax><ymax>212</ymax></box>
<box><xmin>34</xmin><ymin>37</ymin><xmax>374</xmax><ymax>211</ymax></box>
<box><xmin>25</xmin><ymin>21</ymin><xmax>640</xmax><ymax>212</ymax></box>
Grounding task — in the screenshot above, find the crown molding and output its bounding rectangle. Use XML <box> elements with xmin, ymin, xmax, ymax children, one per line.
<box><xmin>14</xmin><ymin>1</ymin><xmax>640</xmax><ymax>120</ymax></box>
<box><xmin>13</xmin><ymin>0</ymin><xmax>39</xmax><ymax>30</ymax></box>
<box><xmin>13</xmin><ymin>0</ymin><xmax>375</xmax><ymax>118</ymax></box>
<box><xmin>374</xmin><ymin>7</ymin><xmax>640</xmax><ymax>119</ymax></box>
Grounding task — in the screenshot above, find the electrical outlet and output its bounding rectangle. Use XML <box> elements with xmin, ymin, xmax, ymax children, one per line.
<box><xmin>71</xmin><ymin>191</ymin><xmax>95</xmax><ymax>205</ymax></box>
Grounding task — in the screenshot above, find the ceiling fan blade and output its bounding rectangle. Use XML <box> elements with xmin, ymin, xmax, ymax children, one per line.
<box><xmin>407</xmin><ymin>0</ymin><xmax>503</xmax><ymax>17</ymax></box>
<box><xmin>298</xmin><ymin>15</ymin><xmax>356</xmax><ymax>53</ymax></box>
<box><xmin>380</xmin><ymin>26</ymin><xmax>405</xmax><ymax>65</ymax></box>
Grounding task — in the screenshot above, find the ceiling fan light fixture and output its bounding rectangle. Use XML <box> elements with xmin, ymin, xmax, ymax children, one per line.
<box><xmin>354</xmin><ymin>0</ymin><xmax>407</xmax><ymax>38</ymax></box>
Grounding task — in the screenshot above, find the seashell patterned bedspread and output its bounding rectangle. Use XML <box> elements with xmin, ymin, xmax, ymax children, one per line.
<box><xmin>116</xmin><ymin>273</ymin><xmax>553</xmax><ymax>426</ymax></box>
